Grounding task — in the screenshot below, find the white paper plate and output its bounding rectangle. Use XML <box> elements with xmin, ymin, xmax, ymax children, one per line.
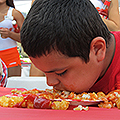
<box><xmin>53</xmin><ymin>99</ymin><xmax>103</xmax><ymax>106</ymax></box>
<box><xmin>5</xmin><ymin>94</ymin><xmax>103</xmax><ymax>106</ymax></box>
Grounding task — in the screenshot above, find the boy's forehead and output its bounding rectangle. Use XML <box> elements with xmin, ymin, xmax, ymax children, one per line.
<box><xmin>32</xmin><ymin>51</ymin><xmax>68</xmax><ymax>60</ymax></box>
<box><xmin>29</xmin><ymin>52</ymin><xmax>68</xmax><ymax>65</ymax></box>
<box><xmin>29</xmin><ymin>52</ymin><xmax>83</xmax><ymax>72</ymax></box>
<box><xmin>29</xmin><ymin>55</ymin><xmax>69</xmax><ymax>72</ymax></box>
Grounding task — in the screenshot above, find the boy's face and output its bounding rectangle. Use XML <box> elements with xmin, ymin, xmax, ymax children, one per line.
<box><xmin>30</xmin><ymin>50</ymin><xmax>103</xmax><ymax>93</ymax></box>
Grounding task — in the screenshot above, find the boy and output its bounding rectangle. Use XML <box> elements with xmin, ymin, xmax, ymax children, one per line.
<box><xmin>20</xmin><ymin>0</ymin><xmax>120</xmax><ymax>94</ymax></box>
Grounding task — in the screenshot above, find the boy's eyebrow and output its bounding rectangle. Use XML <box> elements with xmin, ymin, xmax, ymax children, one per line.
<box><xmin>43</xmin><ymin>67</ymin><xmax>67</xmax><ymax>73</ymax></box>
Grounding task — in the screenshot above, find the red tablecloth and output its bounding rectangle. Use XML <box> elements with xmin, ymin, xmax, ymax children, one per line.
<box><xmin>0</xmin><ymin>87</ymin><xmax>120</xmax><ymax>120</ymax></box>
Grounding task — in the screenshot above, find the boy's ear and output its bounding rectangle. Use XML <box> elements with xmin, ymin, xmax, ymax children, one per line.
<box><xmin>90</xmin><ymin>37</ymin><xmax>106</xmax><ymax>62</ymax></box>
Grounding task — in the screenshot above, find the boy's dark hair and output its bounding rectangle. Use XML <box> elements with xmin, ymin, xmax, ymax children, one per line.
<box><xmin>6</xmin><ymin>0</ymin><xmax>15</xmax><ymax>8</ymax></box>
<box><xmin>21</xmin><ymin>0</ymin><xmax>111</xmax><ymax>63</ymax></box>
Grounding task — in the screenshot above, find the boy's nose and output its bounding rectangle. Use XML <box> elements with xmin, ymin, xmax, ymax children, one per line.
<box><xmin>46</xmin><ymin>75</ymin><xmax>59</xmax><ymax>86</ymax></box>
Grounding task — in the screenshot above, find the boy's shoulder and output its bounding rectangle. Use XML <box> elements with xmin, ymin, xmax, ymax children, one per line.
<box><xmin>111</xmin><ymin>31</ymin><xmax>120</xmax><ymax>37</ymax></box>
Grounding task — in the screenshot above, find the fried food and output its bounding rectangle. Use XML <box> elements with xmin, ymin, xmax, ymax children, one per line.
<box><xmin>0</xmin><ymin>88</ymin><xmax>120</xmax><ymax>110</ymax></box>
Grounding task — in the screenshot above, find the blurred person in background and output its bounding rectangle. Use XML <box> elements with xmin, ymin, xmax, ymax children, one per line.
<box><xmin>90</xmin><ymin>0</ymin><xmax>120</xmax><ymax>31</ymax></box>
<box><xmin>0</xmin><ymin>0</ymin><xmax>24</xmax><ymax>77</ymax></box>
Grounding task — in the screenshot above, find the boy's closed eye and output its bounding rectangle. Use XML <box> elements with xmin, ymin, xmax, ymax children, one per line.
<box><xmin>55</xmin><ymin>70</ymin><xmax>67</xmax><ymax>76</ymax></box>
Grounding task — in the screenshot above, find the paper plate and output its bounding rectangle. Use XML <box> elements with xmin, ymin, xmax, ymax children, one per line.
<box><xmin>53</xmin><ymin>99</ymin><xmax>103</xmax><ymax>106</ymax></box>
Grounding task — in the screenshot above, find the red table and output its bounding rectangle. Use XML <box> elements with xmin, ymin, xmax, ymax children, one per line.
<box><xmin>0</xmin><ymin>87</ymin><xmax>120</xmax><ymax>120</ymax></box>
